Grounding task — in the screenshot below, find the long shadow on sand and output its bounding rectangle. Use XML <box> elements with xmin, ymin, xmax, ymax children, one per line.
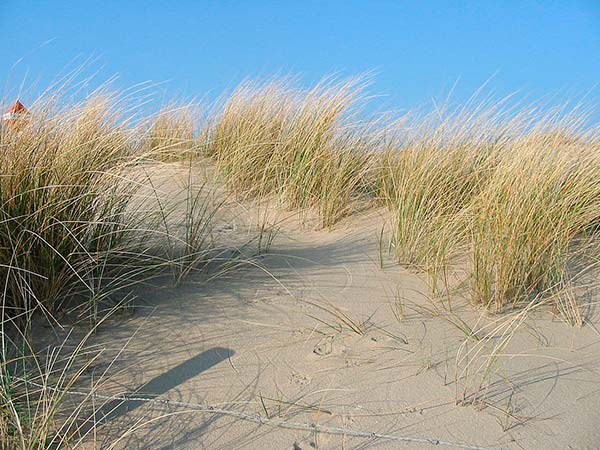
<box><xmin>82</xmin><ymin>347</ymin><xmax>233</xmax><ymax>438</ymax></box>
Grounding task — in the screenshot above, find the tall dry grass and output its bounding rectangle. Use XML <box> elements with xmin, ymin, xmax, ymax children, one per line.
<box><xmin>205</xmin><ymin>77</ymin><xmax>377</xmax><ymax>227</ymax></box>
<box><xmin>469</xmin><ymin>127</ymin><xmax>600</xmax><ymax>309</ymax></box>
<box><xmin>378</xmin><ymin>98</ymin><xmax>599</xmax><ymax>313</ymax></box>
<box><xmin>4</xmin><ymin>78</ymin><xmax>597</xmax><ymax>317</ymax></box>
<box><xmin>0</xmin><ymin>95</ymin><xmax>142</xmax><ymax>318</ymax></box>
<box><xmin>0</xmin><ymin>91</ymin><xmax>230</xmax><ymax>449</ymax></box>
<box><xmin>204</xmin><ymin>77</ymin><xmax>599</xmax><ymax>312</ymax></box>
<box><xmin>1</xmin><ymin>74</ymin><xmax>599</xmax><ymax>448</ymax></box>
<box><xmin>146</xmin><ymin>104</ymin><xmax>198</xmax><ymax>160</ymax></box>
<box><xmin>377</xmin><ymin>98</ymin><xmax>531</xmax><ymax>271</ymax></box>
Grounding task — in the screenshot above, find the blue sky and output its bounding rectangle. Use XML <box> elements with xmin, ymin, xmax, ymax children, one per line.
<box><xmin>1</xmin><ymin>1</ymin><xmax>599</xmax><ymax>114</ymax></box>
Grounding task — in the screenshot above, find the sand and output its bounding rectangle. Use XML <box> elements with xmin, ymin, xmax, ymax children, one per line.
<box><xmin>56</xmin><ymin>164</ymin><xmax>600</xmax><ymax>450</ymax></box>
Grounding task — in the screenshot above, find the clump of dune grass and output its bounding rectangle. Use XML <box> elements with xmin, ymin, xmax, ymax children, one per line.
<box><xmin>0</xmin><ymin>90</ymin><xmax>251</xmax><ymax>448</ymax></box>
<box><xmin>205</xmin><ymin>79</ymin><xmax>294</xmax><ymax>193</ymax></box>
<box><xmin>146</xmin><ymin>104</ymin><xmax>198</xmax><ymax>160</ymax></box>
<box><xmin>0</xmin><ymin>94</ymin><xmax>145</xmax><ymax>318</ymax></box>
<box><xmin>205</xmin><ymin>77</ymin><xmax>377</xmax><ymax>227</ymax></box>
<box><xmin>469</xmin><ymin>124</ymin><xmax>600</xmax><ymax>310</ymax></box>
<box><xmin>0</xmin><ymin>91</ymin><xmax>230</xmax><ymax>320</ymax></box>
<box><xmin>378</xmin><ymin>96</ymin><xmax>600</xmax><ymax>316</ymax></box>
<box><xmin>377</xmin><ymin>99</ymin><xmax>520</xmax><ymax>273</ymax></box>
<box><xmin>0</xmin><ymin>92</ymin><xmax>140</xmax><ymax>447</ymax></box>
<box><xmin>379</xmin><ymin>143</ymin><xmax>487</xmax><ymax>271</ymax></box>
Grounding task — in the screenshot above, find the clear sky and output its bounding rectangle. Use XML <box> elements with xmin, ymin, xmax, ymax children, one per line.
<box><xmin>1</xmin><ymin>1</ymin><xmax>599</xmax><ymax>114</ymax></box>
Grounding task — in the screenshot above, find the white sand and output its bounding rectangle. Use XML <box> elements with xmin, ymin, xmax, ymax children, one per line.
<box><xmin>70</xmin><ymin>165</ymin><xmax>600</xmax><ymax>450</ymax></box>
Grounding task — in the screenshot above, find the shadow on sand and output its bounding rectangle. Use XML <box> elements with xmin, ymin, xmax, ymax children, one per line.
<box><xmin>82</xmin><ymin>347</ymin><xmax>234</xmax><ymax>437</ymax></box>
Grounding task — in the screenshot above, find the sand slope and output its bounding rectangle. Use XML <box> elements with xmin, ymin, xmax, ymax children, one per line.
<box><xmin>69</xmin><ymin>168</ymin><xmax>600</xmax><ymax>450</ymax></box>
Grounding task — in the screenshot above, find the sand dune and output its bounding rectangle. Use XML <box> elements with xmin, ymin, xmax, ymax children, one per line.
<box><xmin>69</xmin><ymin>166</ymin><xmax>600</xmax><ymax>450</ymax></box>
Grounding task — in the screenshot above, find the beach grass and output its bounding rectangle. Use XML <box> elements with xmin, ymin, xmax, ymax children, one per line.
<box><xmin>1</xmin><ymin>92</ymin><xmax>227</xmax><ymax>449</ymax></box>
<box><xmin>204</xmin><ymin>77</ymin><xmax>378</xmax><ymax>227</ymax></box>
<box><xmin>1</xmin><ymin>75</ymin><xmax>598</xmax><ymax>448</ymax></box>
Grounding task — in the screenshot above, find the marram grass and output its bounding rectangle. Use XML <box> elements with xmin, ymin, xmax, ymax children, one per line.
<box><xmin>205</xmin><ymin>77</ymin><xmax>377</xmax><ymax>227</ymax></box>
<box><xmin>1</xmin><ymin>75</ymin><xmax>599</xmax><ymax>449</ymax></box>
<box><xmin>0</xmin><ymin>93</ymin><xmax>228</xmax><ymax>449</ymax></box>
<box><xmin>469</xmin><ymin>130</ymin><xmax>600</xmax><ymax>309</ymax></box>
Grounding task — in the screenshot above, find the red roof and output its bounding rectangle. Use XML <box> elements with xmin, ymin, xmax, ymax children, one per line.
<box><xmin>5</xmin><ymin>100</ymin><xmax>28</xmax><ymax>114</ymax></box>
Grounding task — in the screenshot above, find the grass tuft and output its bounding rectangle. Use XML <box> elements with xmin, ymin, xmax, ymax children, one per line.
<box><xmin>205</xmin><ymin>77</ymin><xmax>377</xmax><ymax>227</ymax></box>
